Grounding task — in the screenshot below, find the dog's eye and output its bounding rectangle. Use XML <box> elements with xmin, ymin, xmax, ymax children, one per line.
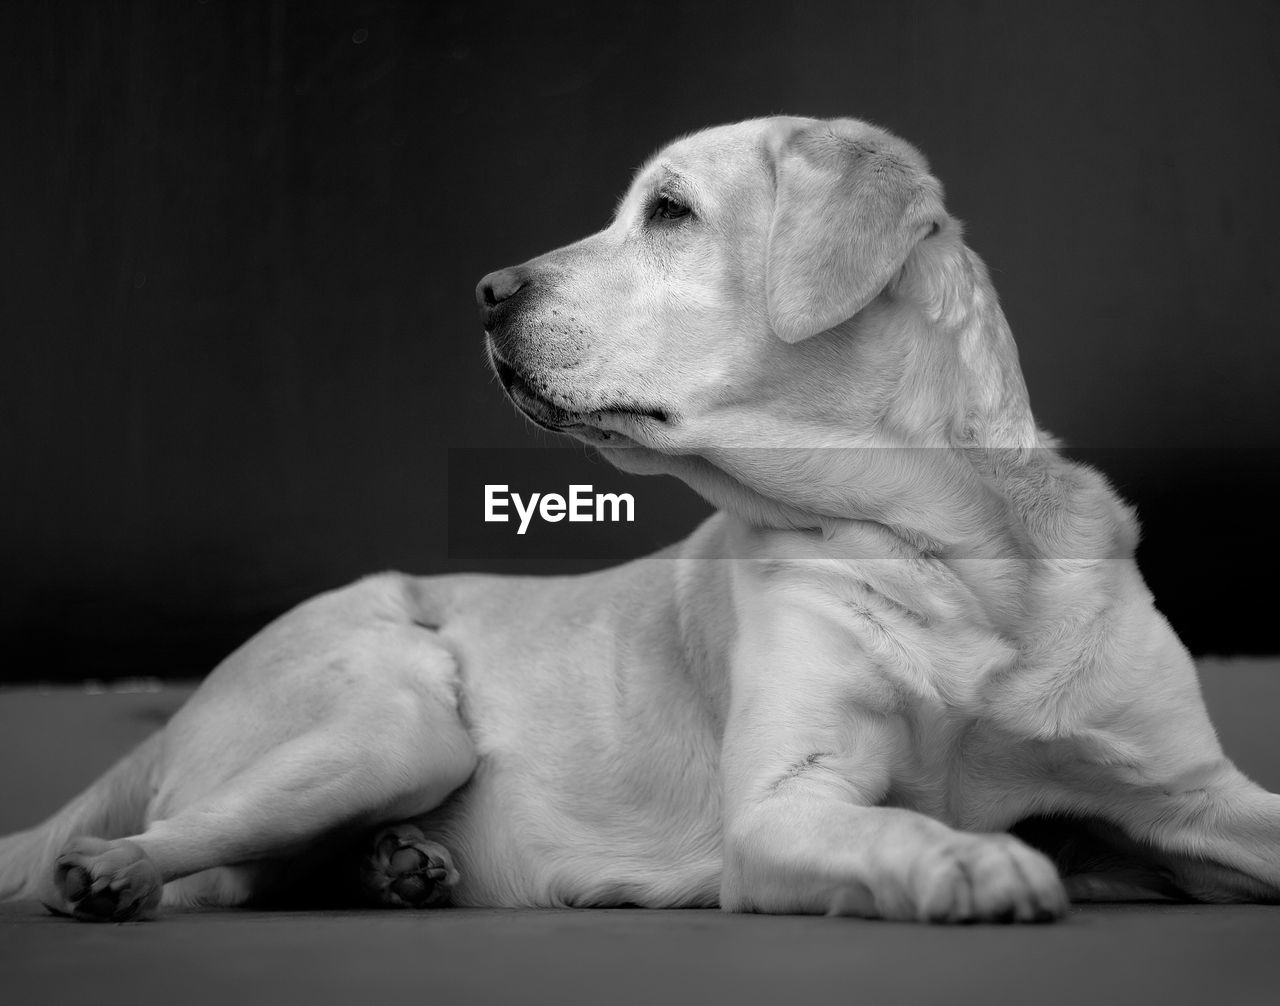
<box><xmin>651</xmin><ymin>194</ymin><xmax>692</xmax><ymax>221</ymax></box>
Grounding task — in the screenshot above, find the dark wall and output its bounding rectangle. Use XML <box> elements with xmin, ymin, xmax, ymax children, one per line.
<box><xmin>2</xmin><ymin>0</ymin><xmax>1279</xmax><ymax>681</ymax></box>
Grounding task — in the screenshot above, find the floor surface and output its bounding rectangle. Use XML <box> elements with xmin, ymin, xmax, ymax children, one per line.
<box><xmin>3</xmin><ymin>900</ymin><xmax>1280</xmax><ymax>1006</ymax></box>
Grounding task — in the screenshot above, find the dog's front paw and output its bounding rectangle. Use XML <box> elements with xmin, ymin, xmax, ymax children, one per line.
<box><xmin>48</xmin><ymin>837</ymin><xmax>163</xmax><ymax>923</ymax></box>
<box><xmin>911</xmin><ymin>833</ymin><xmax>1067</xmax><ymax>923</ymax></box>
<box><xmin>359</xmin><ymin>824</ymin><xmax>458</xmax><ymax>908</ymax></box>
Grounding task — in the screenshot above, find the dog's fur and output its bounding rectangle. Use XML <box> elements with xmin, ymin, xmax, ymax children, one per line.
<box><xmin>3</xmin><ymin>116</ymin><xmax>1278</xmax><ymax>923</ymax></box>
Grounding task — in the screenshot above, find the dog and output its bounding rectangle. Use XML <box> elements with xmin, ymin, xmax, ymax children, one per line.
<box><xmin>2</xmin><ymin>115</ymin><xmax>1278</xmax><ymax>923</ymax></box>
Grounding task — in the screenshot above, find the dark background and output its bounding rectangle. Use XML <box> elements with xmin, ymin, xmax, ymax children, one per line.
<box><xmin>2</xmin><ymin>0</ymin><xmax>1278</xmax><ymax>682</ymax></box>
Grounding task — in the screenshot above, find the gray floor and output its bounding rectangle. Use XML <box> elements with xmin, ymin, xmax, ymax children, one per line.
<box><xmin>3</xmin><ymin>901</ymin><xmax>1280</xmax><ymax>1006</ymax></box>
<box><xmin>3</xmin><ymin>659</ymin><xmax>1280</xmax><ymax>1005</ymax></box>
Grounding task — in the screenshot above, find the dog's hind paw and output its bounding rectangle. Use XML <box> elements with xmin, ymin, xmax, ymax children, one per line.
<box><xmin>47</xmin><ymin>837</ymin><xmax>163</xmax><ymax>923</ymax></box>
<box><xmin>360</xmin><ymin>824</ymin><xmax>458</xmax><ymax>908</ymax></box>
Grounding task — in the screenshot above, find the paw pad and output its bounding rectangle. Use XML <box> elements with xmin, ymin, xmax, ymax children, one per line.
<box><xmin>49</xmin><ymin>838</ymin><xmax>162</xmax><ymax>923</ymax></box>
<box><xmin>362</xmin><ymin>825</ymin><xmax>458</xmax><ymax>909</ymax></box>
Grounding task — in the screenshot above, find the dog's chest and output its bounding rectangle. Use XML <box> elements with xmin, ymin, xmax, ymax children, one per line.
<box><xmin>881</xmin><ymin>704</ymin><xmax>1047</xmax><ymax>831</ymax></box>
<box><xmin>813</xmin><ymin>566</ymin><xmax>1051</xmax><ymax>830</ymax></box>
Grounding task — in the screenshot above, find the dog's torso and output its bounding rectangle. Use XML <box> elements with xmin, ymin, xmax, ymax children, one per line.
<box><xmin>399</xmin><ymin>497</ymin><xmax>1187</xmax><ymax>908</ymax></box>
<box><xmin>411</xmin><ymin>529</ymin><xmax>728</xmax><ymax>907</ymax></box>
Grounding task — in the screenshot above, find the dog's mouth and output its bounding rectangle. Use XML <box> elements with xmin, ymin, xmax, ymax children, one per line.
<box><xmin>491</xmin><ymin>356</ymin><xmax>579</xmax><ymax>430</ymax></box>
<box><xmin>488</xmin><ymin>346</ymin><xmax>670</xmax><ymax>434</ymax></box>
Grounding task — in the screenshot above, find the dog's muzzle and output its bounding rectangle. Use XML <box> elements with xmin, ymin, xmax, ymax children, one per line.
<box><xmin>476</xmin><ymin>266</ymin><xmax>672</xmax><ymax>433</ymax></box>
<box><xmin>476</xmin><ymin>266</ymin><xmax>575</xmax><ymax>430</ymax></box>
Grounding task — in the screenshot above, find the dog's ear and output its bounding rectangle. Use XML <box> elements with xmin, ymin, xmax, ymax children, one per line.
<box><xmin>764</xmin><ymin>119</ymin><xmax>945</xmax><ymax>344</ymax></box>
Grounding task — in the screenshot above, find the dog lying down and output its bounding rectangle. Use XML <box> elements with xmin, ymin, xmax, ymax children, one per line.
<box><xmin>3</xmin><ymin>115</ymin><xmax>1278</xmax><ymax>924</ymax></box>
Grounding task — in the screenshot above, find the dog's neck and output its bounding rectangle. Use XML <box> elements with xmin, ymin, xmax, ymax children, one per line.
<box><xmin>823</xmin><ymin>237</ymin><xmax>1142</xmax><ymax>632</ymax></box>
<box><xmin>649</xmin><ymin>236</ymin><xmax>1142</xmax><ymax>633</ymax></box>
<box><xmin>897</xmin><ymin>236</ymin><xmax>1139</xmax><ymax>559</ymax></box>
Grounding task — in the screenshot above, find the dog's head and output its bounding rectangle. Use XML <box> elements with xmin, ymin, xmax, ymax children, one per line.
<box><xmin>476</xmin><ymin>116</ymin><xmax>1016</xmax><ymax>524</ymax></box>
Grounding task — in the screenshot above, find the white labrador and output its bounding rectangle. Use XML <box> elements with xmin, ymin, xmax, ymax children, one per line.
<box><xmin>3</xmin><ymin>116</ymin><xmax>1278</xmax><ymax>923</ymax></box>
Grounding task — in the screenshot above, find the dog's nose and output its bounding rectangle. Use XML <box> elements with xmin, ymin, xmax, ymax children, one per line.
<box><xmin>476</xmin><ymin>267</ymin><xmax>529</xmax><ymax>330</ymax></box>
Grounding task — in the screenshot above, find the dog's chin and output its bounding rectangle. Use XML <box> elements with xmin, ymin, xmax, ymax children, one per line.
<box><xmin>494</xmin><ymin>358</ymin><xmax>581</xmax><ymax>431</ymax></box>
<box><xmin>488</xmin><ymin>350</ymin><xmax>669</xmax><ymax>444</ymax></box>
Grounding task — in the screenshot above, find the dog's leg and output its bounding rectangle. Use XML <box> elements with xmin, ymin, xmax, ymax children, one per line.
<box><xmin>50</xmin><ymin>705</ymin><xmax>474</xmax><ymax>921</ymax></box>
<box><xmin>1111</xmin><ymin>773</ymin><xmax>1280</xmax><ymax>902</ymax></box>
<box><xmin>719</xmin><ymin>598</ymin><xmax>1067</xmax><ymax>922</ymax></box>
<box><xmin>1060</xmin><ymin>741</ymin><xmax>1280</xmax><ymax>902</ymax></box>
<box><xmin>1050</xmin><ymin>755</ymin><xmax>1280</xmax><ymax>903</ymax></box>
<box><xmin>46</xmin><ymin>575</ymin><xmax>478</xmax><ymax>922</ymax></box>
<box><xmin>1030</xmin><ymin>629</ymin><xmax>1280</xmax><ymax>903</ymax></box>
<box><xmin>721</xmin><ymin>713</ymin><xmax>1067</xmax><ymax>920</ymax></box>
